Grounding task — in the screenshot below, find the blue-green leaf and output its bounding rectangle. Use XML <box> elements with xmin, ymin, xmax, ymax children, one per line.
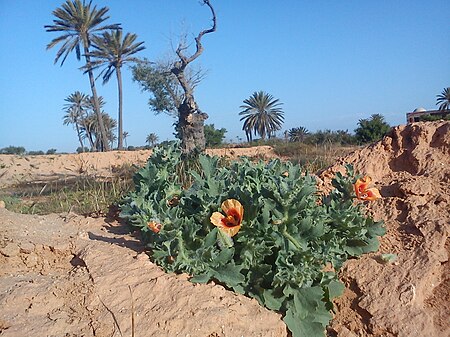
<box><xmin>283</xmin><ymin>307</ymin><xmax>326</xmax><ymax>337</ymax></box>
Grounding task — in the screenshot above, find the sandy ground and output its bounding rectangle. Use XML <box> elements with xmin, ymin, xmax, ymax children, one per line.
<box><xmin>0</xmin><ymin>122</ymin><xmax>449</xmax><ymax>336</ymax></box>
<box><xmin>0</xmin><ymin>146</ymin><xmax>277</xmax><ymax>188</ymax></box>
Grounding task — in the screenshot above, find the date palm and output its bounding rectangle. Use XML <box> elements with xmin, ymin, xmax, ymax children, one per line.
<box><xmin>146</xmin><ymin>133</ymin><xmax>159</xmax><ymax>148</ymax></box>
<box><xmin>288</xmin><ymin>126</ymin><xmax>309</xmax><ymax>142</ymax></box>
<box><xmin>82</xmin><ymin>111</ymin><xmax>117</xmax><ymax>151</ymax></box>
<box><xmin>45</xmin><ymin>0</ymin><xmax>121</xmax><ymax>151</ymax></box>
<box><xmin>86</xmin><ymin>30</ymin><xmax>145</xmax><ymax>150</ymax></box>
<box><xmin>83</xmin><ymin>95</ymin><xmax>110</xmax><ymax>151</ymax></box>
<box><xmin>122</xmin><ymin>131</ymin><xmax>129</xmax><ymax>148</ymax></box>
<box><xmin>62</xmin><ymin>91</ymin><xmax>90</xmax><ymax>151</ymax></box>
<box><xmin>436</xmin><ymin>87</ymin><xmax>450</xmax><ymax>110</ymax></box>
<box><xmin>239</xmin><ymin>91</ymin><xmax>284</xmax><ymax>141</ymax></box>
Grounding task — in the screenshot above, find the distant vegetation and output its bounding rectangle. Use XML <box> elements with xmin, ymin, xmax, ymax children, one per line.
<box><xmin>0</xmin><ymin>146</ymin><xmax>59</xmax><ymax>155</ymax></box>
<box><xmin>0</xmin><ymin>146</ymin><xmax>26</xmax><ymax>155</ymax></box>
<box><xmin>204</xmin><ymin>124</ymin><xmax>227</xmax><ymax>147</ymax></box>
<box><xmin>0</xmin><ymin>113</ymin><xmax>391</xmax><ymax>156</ymax></box>
<box><xmin>418</xmin><ymin>113</ymin><xmax>450</xmax><ymax>122</ymax></box>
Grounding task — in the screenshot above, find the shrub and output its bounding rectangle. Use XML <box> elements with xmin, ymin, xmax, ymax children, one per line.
<box><xmin>76</xmin><ymin>146</ymin><xmax>90</xmax><ymax>153</ymax></box>
<box><xmin>28</xmin><ymin>150</ymin><xmax>45</xmax><ymax>155</ymax></box>
<box><xmin>204</xmin><ymin>124</ymin><xmax>227</xmax><ymax>147</ymax></box>
<box><xmin>419</xmin><ymin>113</ymin><xmax>450</xmax><ymax>122</ymax></box>
<box><xmin>304</xmin><ymin>130</ymin><xmax>356</xmax><ymax>146</ymax></box>
<box><xmin>354</xmin><ymin>114</ymin><xmax>391</xmax><ymax>144</ymax></box>
<box><xmin>120</xmin><ymin>143</ymin><xmax>384</xmax><ymax>337</ymax></box>
<box><xmin>0</xmin><ymin>146</ymin><xmax>26</xmax><ymax>155</ymax></box>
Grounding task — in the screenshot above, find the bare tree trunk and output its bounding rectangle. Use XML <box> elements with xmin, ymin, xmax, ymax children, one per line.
<box><xmin>84</xmin><ymin>46</ymin><xmax>110</xmax><ymax>151</ymax></box>
<box><xmin>171</xmin><ymin>0</ymin><xmax>216</xmax><ymax>155</ymax></box>
<box><xmin>75</xmin><ymin>123</ymin><xmax>84</xmax><ymax>152</ymax></box>
<box><xmin>177</xmin><ymin>99</ymin><xmax>208</xmax><ymax>154</ymax></box>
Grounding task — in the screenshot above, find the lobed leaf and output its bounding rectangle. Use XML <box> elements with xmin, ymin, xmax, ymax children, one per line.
<box><xmin>120</xmin><ymin>143</ymin><xmax>385</xmax><ymax>337</ymax></box>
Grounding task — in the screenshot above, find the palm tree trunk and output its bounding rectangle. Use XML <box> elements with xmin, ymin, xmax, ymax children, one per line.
<box><xmin>75</xmin><ymin>123</ymin><xmax>84</xmax><ymax>152</ymax></box>
<box><xmin>87</xmin><ymin>134</ymin><xmax>95</xmax><ymax>151</ymax></box>
<box><xmin>116</xmin><ymin>67</ymin><xmax>124</xmax><ymax>150</ymax></box>
<box><xmin>80</xmin><ymin>118</ymin><xmax>95</xmax><ymax>150</ymax></box>
<box><xmin>84</xmin><ymin>47</ymin><xmax>110</xmax><ymax>152</ymax></box>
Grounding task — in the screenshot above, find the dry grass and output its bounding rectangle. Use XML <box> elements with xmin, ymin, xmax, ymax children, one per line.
<box><xmin>0</xmin><ymin>145</ymin><xmax>356</xmax><ymax>216</ymax></box>
<box><xmin>272</xmin><ymin>142</ymin><xmax>358</xmax><ymax>173</ymax></box>
<box><xmin>0</xmin><ymin>164</ymin><xmax>138</xmax><ymax>216</ymax></box>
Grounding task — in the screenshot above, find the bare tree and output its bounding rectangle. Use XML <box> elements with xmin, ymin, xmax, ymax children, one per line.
<box><xmin>170</xmin><ymin>0</ymin><xmax>217</xmax><ymax>155</ymax></box>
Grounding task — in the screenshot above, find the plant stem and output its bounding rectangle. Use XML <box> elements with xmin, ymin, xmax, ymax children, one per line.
<box><xmin>282</xmin><ymin>227</ymin><xmax>302</xmax><ymax>250</ymax></box>
<box><xmin>177</xmin><ymin>234</ymin><xmax>189</xmax><ymax>262</ymax></box>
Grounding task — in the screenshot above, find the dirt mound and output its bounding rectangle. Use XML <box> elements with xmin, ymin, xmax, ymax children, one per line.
<box><xmin>320</xmin><ymin>121</ymin><xmax>449</xmax><ymax>337</ymax></box>
<box><xmin>0</xmin><ymin>208</ymin><xmax>285</xmax><ymax>336</ymax></box>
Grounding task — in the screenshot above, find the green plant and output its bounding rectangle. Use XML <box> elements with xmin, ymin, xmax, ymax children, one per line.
<box><xmin>120</xmin><ymin>143</ymin><xmax>384</xmax><ymax>337</ymax></box>
<box><xmin>204</xmin><ymin>124</ymin><xmax>227</xmax><ymax>147</ymax></box>
<box><xmin>419</xmin><ymin>113</ymin><xmax>450</xmax><ymax>122</ymax></box>
<box><xmin>0</xmin><ymin>146</ymin><xmax>26</xmax><ymax>155</ymax></box>
<box><xmin>354</xmin><ymin>114</ymin><xmax>391</xmax><ymax>144</ymax></box>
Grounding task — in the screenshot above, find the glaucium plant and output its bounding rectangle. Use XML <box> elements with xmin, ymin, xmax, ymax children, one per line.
<box><xmin>120</xmin><ymin>142</ymin><xmax>384</xmax><ymax>337</ymax></box>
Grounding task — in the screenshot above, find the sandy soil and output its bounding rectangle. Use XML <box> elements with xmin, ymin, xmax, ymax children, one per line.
<box><xmin>0</xmin><ymin>122</ymin><xmax>449</xmax><ymax>336</ymax></box>
<box><xmin>0</xmin><ymin>146</ymin><xmax>278</xmax><ymax>188</ymax></box>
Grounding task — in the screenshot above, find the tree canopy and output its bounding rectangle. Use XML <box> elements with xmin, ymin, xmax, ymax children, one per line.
<box><xmin>239</xmin><ymin>91</ymin><xmax>284</xmax><ymax>141</ymax></box>
<box><xmin>436</xmin><ymin>87</ymin><xmax>450</xmax><ymax>110</ymax></box>
<box><xmin>354</xmin><ymin>114</ymin><xmax>391</xmax><ymax>144</ymax></box>
<box><xmin>204</xmin><ymin>124</ymin><xmax>227</xmax><ymax>147</ymax></box>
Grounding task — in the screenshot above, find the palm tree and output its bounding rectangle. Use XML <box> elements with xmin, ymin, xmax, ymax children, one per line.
<box><xmin>239</xmin><ymin>91</ymin><xmax>284</xmax><ymax>141</ymax></box>
<box><xmin>288</xmin><ymin>126</ymin><xmax>309</xmax><ymax>142</ymax></box>
<box><xmin>86</xmin><ymin>30</ymin><xmax>145</xmax><ymax>150</ymax></box>
<box><xmin>146</xmin><ymin>133</ymin><xmax>159</xmax><ymax>148</ymax></box>
<box><xmin>82</xmin><ymin>111</ymin><xmax>117</xmax><ymax>151</ymax></box>
<box><xmin>62</xmin><ymin>91</ymin><xmax>90</xmax><ymax>151</ymax></box>
<box><xmin>45</xmin><ymin>0</ymin><xmax>121</xmax><ymax>151</ymax></box>
<box><xmin>83</xmin><ymin>95</ymin><xmax>111</xmax><ymax>151</ymax></box>
<box><xmin>436</xmin><ymin>87</ymin><xmax>450</xmax><ymax>110</ymax></box>
<box><xmin>123</xmin><ymin>131</ymin><xmax>129</xmax><ymax>148</ymax></box>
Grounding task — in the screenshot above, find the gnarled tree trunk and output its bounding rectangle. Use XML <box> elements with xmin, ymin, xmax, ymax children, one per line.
<box><xmin>171</xmin><ymin>0</ymin><xmax>216</xmax><ymax>155</ymax></box>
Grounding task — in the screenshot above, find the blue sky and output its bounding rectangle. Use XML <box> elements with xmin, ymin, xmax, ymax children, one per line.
<box><xmin>0</xmin><ymin>0</ymin><xmax>449</xmax><ymax>152</ymax></box>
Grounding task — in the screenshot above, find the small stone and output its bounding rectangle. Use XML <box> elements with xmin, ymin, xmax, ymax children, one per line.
<box><xmin>0</xmin><ymin>200</ymin><xmax>5</xmax><ymax>208</ymax></box>
<box><xmin>0</xmin><ymin>243</ymin><xmax>20</xmax><ymax>257</ymax></box>
<box><xmin>135</xmin><ymin>252</ymin><xmax>149</xmax><ymax>261</ymax></box>
<box><xmin>19</xmin><ymin>242</ymin><xmax>35</xmax><ymax>254</ymax></box>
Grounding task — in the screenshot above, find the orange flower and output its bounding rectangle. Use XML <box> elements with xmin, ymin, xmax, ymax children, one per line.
<box><xmin>354</xmin><ymin>176</ymin><xmax>381</xmax><ymax>201</ymax></box>
<box><xmin>210</xmin><ymin>199</ymin><xmax>244</xmax><ymax>237</ymax></box>
<box><xmin>147</xmin><ymin>221</ymin><xmax>162</xmax><ymax>233</ymax></box>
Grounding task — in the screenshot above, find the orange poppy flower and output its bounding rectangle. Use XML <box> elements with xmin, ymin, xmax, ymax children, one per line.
<box><xmin>210</xmin><ymin>199</ymin><xmax>244</xmax><ymax>237</ymax></box>
<box><xmin>147</xmin><ymin>221</ymin><xmax>162</xmax><ymax>233</ymax></box>
<box><xmin>354</xmin><ymin>176</ymin><xmax>381</xmax><ymax>201</ymax></box>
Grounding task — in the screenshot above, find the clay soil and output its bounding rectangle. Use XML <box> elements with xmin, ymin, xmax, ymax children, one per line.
<box><xmin>0</xmin><ymin>122</ymin><xmax>449</xmax><ymax>337</ymax></box>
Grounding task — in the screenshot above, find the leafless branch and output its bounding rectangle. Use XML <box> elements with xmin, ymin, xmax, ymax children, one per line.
<box><xmin>175</xmin><ymin>0</ymin><xmax>217</xmax><ymax>69</ymax></box>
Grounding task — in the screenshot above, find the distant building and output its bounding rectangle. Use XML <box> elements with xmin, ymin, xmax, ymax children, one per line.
<box><xmin>406</xmin><ymin>107</ymin><xmax>449</xmax><ymax>124</ymax></box>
